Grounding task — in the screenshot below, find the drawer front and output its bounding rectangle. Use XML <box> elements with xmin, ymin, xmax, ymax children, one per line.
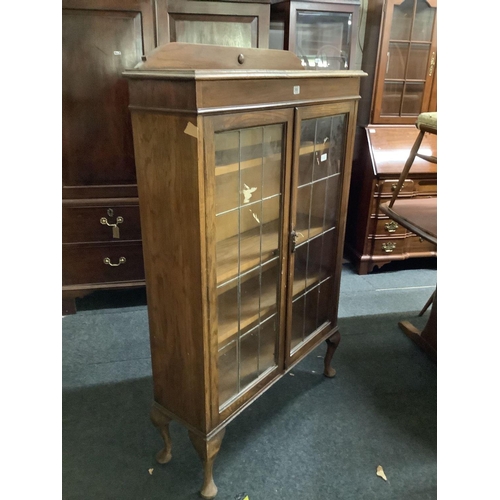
<box><xmin>414</xmin><ymin>178</ymin><xmax>437</xmax><ymax>195</ymax></box>
<box><xmin>62</xmin><ymin>242</ymin><xmax>145</xmax><ymax>286</ymax></box>
<box><xmin>371</xmin><ymin>217</ymin><xmax>407</xmax><ymax>237</ymax></box>
<box><xmin>377</xmin><ymin>177</ymin><xmax>437</xmax><ymax>197</ymax></box>
<box><xmin>62</xmin><ymin>203</ymin><xmax>142</xmax><ymax>243</ymax></box>
<box><xmin>407</xmin><ymin>234</ymin><xmax>437</xmax><ymax>255</ymax></box>
<box><xmin>378</xmin><ymin>178</ymin><xmax>415</xmax><ymax>196</ymax></box>
<box><xmin>372</xmin><ymin>238</ymin><xmax>405</xmax><ymax>258</ymax></box>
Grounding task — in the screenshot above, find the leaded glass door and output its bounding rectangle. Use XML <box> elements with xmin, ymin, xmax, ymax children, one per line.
<box><xmin>205</xmin><ymin>110</ymin><xmax>293</xmax><ymax>416</ymax></box>
<box><xmin>373</xmin><ymin>0</ymin><xmax>437</xmax><ymax>124</ymax></box>
<box><xmin>286</xmin><ymin>103</ymin><xmax>352</xmax><ymax>364</ymax></box>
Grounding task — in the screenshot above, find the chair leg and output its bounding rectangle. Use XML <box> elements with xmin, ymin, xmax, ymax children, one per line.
<box><xmin>419</xmin><ymin>290</ymin><xmax>435</xmax><ymax>317</ymax></box>
<box><xmin>388</xmin><ymin>129</ymin><xmax>426</xmax><ymax>208</ymax></box>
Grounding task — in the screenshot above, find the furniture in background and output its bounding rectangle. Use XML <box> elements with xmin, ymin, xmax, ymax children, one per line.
<box><xmin>62</xmin><ymin>0</ymin><xmax>157</xmax><ymax>315</ymax></box>
<box><xmin>379</xmin><ymin>112</ymin><xmax>437</xmax><ymax>360</ymax></box>
<box><xmin>124</xmin><ymin>42</ymin><xmax>365</xmax><ymax>498</ymax></box>
<box><xmin>155</xmin><ymin>0</ymin><xmax>272</xmax><ymax>47</ymax></box>
<box><xmin>62</xmin><ymin>0</ymin><xmax>273</xmax><ymax>315</ymax></box>
<box><xmin>345</xmin><ymin>0</ymin><xmax>437</xmax><ymax>273</ymax></box>
<box><xmin>345</xmin><ymin>125</ymin><xmax>436</xmax><ymax>274</ymax></box>
<box><xmin>269</xmin><ymin>0</ymin><xmax>360</xmax><ymax>69</ymax></box>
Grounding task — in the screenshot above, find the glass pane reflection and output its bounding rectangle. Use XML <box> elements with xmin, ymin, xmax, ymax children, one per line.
<box><xmin>215</xmin><ymin>124</ymin><xmax>284</xmax><ymax>408</ymax></box>
<box><xmin>290</xmin><ymin>114</ymin><xmax>346</xmax><ymax>353</ymax></box>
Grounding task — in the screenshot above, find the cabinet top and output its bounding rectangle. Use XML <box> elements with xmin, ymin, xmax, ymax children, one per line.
<box><xmin>123</xmin><ymin>43</ymin><xmax>366</xmax><ymax>81</ymax></box>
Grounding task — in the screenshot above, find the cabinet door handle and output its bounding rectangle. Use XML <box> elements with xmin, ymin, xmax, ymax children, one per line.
<box><xmin>391</xmin><ymin>183</ymin><xmax>405</xmax><ymax>192</ymax></box>
<box><xmin>100</xmin><ymin>215</ymin><xmax>124</xmax><ymax>239</ymax></box>
<box><xmin>103</xmin><ymin>257</ymin><xmax>126</xmax><ymax>267</ymax></box>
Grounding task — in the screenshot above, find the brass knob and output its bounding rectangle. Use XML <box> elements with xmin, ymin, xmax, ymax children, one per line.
<box><xmin>237</xmin><ymin>54</ymin><xmax>245</xmax><ymax>64</ymax></box>
<box><xmin>103</xmin><ymin>257</ymin><xmax>126</xmax><ymax>267</ymax></box>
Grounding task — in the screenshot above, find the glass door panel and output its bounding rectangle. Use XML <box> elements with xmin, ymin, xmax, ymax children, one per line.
<box><xmin>214</xmin><ymin>124</ymin><xmax>284</xmax><ymax>409</ymax></box>
<box><xmin>295</xmin><ymin>10</ymin><xmax>353</xmax><ymax>70</ymax></box>
<box><xmin>290</xmin><ymin>113</ymin><xmax>347</xmax><ymax>354</ymax></box>
<box><xmin>374</xmin><ymin>0</ymin><xmax>436</xmax><ymax>123</ymax></box>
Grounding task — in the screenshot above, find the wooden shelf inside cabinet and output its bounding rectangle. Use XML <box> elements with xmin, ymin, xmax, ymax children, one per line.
<box><xmin>216</xmin><ymin>219</ymin><xmax>281</xmax><ymax>285</ymax></box>
<box><xmin>123</xmin><ymin>42</ymin><xmax>365</xmax><ymax>499</ymax></box>
<box><xmin>217</xmin><ymin>266</ymin><xmax>280</xmax><ymax>347</ymax></box>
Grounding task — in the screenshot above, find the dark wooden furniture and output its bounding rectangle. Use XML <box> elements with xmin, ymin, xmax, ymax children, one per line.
<box><xmin>379</xmin><ymin>112</ymin><xmax>437</xmax><ymax>359</ymax></box>
<box><xmin>62</xmin><ymin>0</ymin><xmax>275</xmax><ymax>315</ymax></box>
<box><xmin>345</xmin><ymin>0</ymin><xmax>437</xmax><ymax>273</ymax></box>
<box><xmin>345</xmin><ymin>125</ymin><xmax>436</xmax><ymax>274</ymax></box>
<box><xmin>124</xmin><ymin>42</ymin><xmax>365</xmax><ymax>498</ymax></box>
<box><xmin>62</xmin><ymin>0</ymin><xmax>158</xmax><ymax>314</ymax></box>
<box><xmin>269</xmin><ymin>0</ymin><xmax>360</xmax><ymax>70</ymax></box>
<box><xmin>155</xmin><ymin>0</ymin><xmax>272</xmax><ymax>47</ymax></box>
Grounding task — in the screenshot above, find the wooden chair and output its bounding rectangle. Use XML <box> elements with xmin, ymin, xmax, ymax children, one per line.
<box><xmin>379</xmin><ymin>112</ymin><xmax>437</xmax><ymax>360</ymax></box>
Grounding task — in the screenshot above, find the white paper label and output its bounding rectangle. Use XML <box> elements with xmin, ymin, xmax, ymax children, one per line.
<box><xmin>321</xmin><ymin>153</ymin><xmax>328</xmax><ymax>162</ymax></box>
<box><xmin>293</xmin><ymin>86</ymin><xmax>300</xmax><ymax>95</ymax></box>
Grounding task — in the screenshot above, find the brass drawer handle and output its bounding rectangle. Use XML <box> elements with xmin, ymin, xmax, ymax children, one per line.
<box><xmin>103</xmin><ymin>257</ymin><xmax>126</xmax><ymax>267</ymax></box>
<box><xmin>100</xmin><ymin>215</ymin><xmax>124</xmax><ymax>239</ymax></box>
<box><xmin>391</xmin><ymin>183</ymin><xmax>405</xmax><ymax>192</ymax></box>
<box><xmin>382</xmin><ymin>242</ymin><xmax>396</xmax><ymax>253</ymax></box>
<box><xmin>385</xmin><ymin>221</ymin><xmax>399</xmax><ymax>233</ymax></box>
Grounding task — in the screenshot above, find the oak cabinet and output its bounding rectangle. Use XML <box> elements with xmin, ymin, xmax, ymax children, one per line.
<box><xmin>269</xmin><ymin>0</ymin><xmax>360</xmax><ymax>70</ymax></box>
<box><xmin>124</xmin><ymin>43</ymin><xmax>364</xmax><ymax>498</ymax></box>
<box><xmin>346</xmin><ymin>0</ymin><xmax>437</xmax><ymax>273</ymax></box>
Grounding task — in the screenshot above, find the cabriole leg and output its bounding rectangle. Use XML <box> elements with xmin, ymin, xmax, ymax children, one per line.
<box><xmin>324</xmin><ymin>330</ymin><xmax>341</xmax><ymax>378</ymax></box>
<box><xmin>188</xmin><ymin>428</ymin><xmax>226</xmax><ymax>499</ymax></box>
<box><xmin>150</xmin><ymin>405</ymin><xmax>173</xmax><ymax>464</ymax></box>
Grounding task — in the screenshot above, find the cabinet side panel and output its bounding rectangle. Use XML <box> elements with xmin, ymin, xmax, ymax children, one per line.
<box><xmin>131</xmin><ymin>112</ymin><xmax>207</xmax><ymax>431</ymax></box>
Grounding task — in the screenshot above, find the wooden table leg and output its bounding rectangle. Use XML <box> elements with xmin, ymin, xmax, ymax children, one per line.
<box><xmin>399</xmin><ymin>288</ymin><xmax>437</xmax><ymax>361</ymax></box>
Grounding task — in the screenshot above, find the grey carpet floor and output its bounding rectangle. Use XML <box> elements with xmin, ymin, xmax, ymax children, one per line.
<box><xmin>63</xmin><ymin>259</ymin><xmax>437</xmax><ymax>500</ymax></box>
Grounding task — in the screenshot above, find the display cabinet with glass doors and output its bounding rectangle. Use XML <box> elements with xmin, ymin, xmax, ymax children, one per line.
<box><xmin>125</xmin><ymin>42</ymin><xmax>364</xmax><ymax>499</ymax></box>
<box><xmin>269</xmin><ymin>0</ymin><xmax>360</xmax><ymax>70</ymax></box>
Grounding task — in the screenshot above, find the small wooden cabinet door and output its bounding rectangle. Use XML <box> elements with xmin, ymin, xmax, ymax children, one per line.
<box><xmin>156</xmin><ymin>0</ymin><xmax>270</xmax><ymax>48</ymax></box>
<box><xmin>286</xmin><ymin>101</ymin><xmax>356</xmax><ymax>365</ymax></box>
<box><xmin>203</xmin><ymin>109</ymin><xmax>294</xmax><ymax>422</ymax></box>
<box><xmin>371</xmin><ymin>0</ymin><xmax>437</xmax><ymax>124</ymax></box>
<box><xmin>62</xmin><ymin>0</ymin><xmax>155</xmax><ymax>200</ymax></box>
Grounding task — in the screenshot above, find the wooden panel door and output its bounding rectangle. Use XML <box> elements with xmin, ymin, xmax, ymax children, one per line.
<box><xmin>371</xmin><ymin>0</ymin><xmax>437</xmax><ymax>124</ymax></box>
<box><xmin>62</xmin><ymin>0</ymin><xmax>155</xmax><ymax>200</ymax></box>
<box><xmin>155</xmin><ymin>0</ymin><xmax>270</xmax><ymax>48</ymax></box>
<box><xmin>286</xmin><ymin>101</ymin><xmax>356</xmax><ymax>366</ymax></box>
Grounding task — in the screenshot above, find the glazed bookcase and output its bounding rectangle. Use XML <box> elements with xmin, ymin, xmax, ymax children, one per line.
<box><xmin>124</xmin><ymin>42</ymin><xmax>364</xmax><ymax>498</ymax></box>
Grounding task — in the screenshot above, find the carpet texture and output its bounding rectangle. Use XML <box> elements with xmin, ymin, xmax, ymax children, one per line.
<box><xmin>62</xmin><ymin>310</ymin><xmax>436</xmax><ymax>500</ymax></box>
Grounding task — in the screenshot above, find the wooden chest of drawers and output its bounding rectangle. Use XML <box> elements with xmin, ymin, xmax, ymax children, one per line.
<box><xmin>345</xmin><ymin>125</ymin><xmax>437</xmax><ymax>274</ymax></box>
<box><xmin>62</xmin><ymin>199</ymin><xmax>145</xmax><ymax>314</ymax></box>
